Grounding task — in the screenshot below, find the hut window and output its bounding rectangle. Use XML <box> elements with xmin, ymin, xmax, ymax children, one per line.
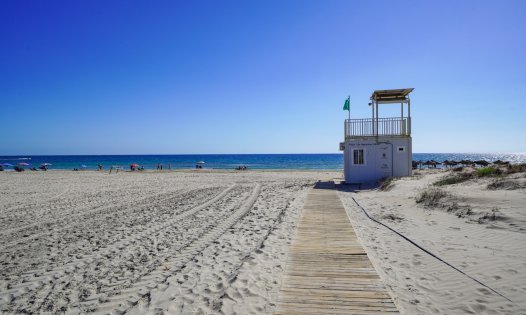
<box><xmin>397</xmin><ymin>146</ymin><xmax>405</xmax><ymax>152</ymax></box>
<box><xmin>352</xmin><ymin>149</ymin><xmax>365</xmax><ymax>165</ymax></box>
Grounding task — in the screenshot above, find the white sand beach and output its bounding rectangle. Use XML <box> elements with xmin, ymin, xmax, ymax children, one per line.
<box><xmin>0</xmin><ymin>170</ymin><xmax>337</xmax><ymax>314</ymax></box>
<box><xmin>1</xmin><ymin>168</ymin><xmax>525</xmax><ymax>314</ymax></box>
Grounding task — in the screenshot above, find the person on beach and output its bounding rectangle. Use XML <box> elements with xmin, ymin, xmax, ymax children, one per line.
<box><xmin>98</xmin><ymin>164</ymin><xmax>103</xmax><ymax>171</ymax></box>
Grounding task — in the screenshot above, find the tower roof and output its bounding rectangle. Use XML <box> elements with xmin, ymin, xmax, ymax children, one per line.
<box><xmin>371</xmin><ymin>88</ymin><xmax>414</xmax><ymax>103</ymax></box>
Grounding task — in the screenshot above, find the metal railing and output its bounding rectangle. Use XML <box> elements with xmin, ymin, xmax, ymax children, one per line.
<box><xmin>345</xmin><ymin>117</ymin><xmax>409</xmax><ymax>137</ymax></box>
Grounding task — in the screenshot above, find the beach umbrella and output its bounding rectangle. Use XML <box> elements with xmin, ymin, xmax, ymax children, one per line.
<box><xmin>474</xmin><ymin>160</ymin><xmax>490</xmax><ymax>167</ymax></box>
<box><xmin>130</xmin><ymin>163</ymin><xmax>139</xmax><ymax>167</ymax></box>
<box><xmin>80</xmin><ymin>164</ymin><xmax>87</xmax><ymax>169</ymax></box>
<box><xmin>493</xmin><ymin>160</ymin><xmax>509</xmax><ymax>165</ymax></box>
<box><xmin>196</xmin><ymin>161</ymin><xmax>205</xmax><ymax>164</ymax></box>
<box><xmin>423</xmin><ymin>160</ymin><xmax>437</xmax><ymax>168</ymax></box>
<box><xmin>18</xmin><ymin>162</ymin><xmax>30</xmax><ymax>166</ymax></box>
<box><xmin>443</xmin><ymin>160</ymin><xmax>458</xmax><ymax>167</ymax></box>
<box><xmin>459</xmin><ymin>159</ymin><xmax>473</xmax><ymax>166</ymax></box>
<box><xmin>41</xmin><ymin>163</ymin><xmax>52</xmax><ymax>166</ymax></box>
<box><xmin>2</xmin><ymin>163</ymin><xmax>13</xmax><ymax>167</ymax></box>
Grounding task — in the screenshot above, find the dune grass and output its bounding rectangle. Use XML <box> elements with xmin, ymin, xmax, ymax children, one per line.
<box><xmin>434</xmin><ymin>166</ymin><xmax>513</xmax><ymax>187</ymax></box>
<box><xmin>379</xmin><ymin>177</ymin><xmax>395</xmax><ymax>191</ymax></box>
<box><xmin>487</xmin><ymin>179</ymin><xmax>521</xmax><ymax>190</ymax></box>
<box><xmin>415</xmin><ymin>188</ymin><xmax>449</xmax><ymax>207</ymax></box>
<box><xmin>434</xmin><ymin>176</ymin><xmax>470</xmax><ymax>186</ymax></box>
<box><xmin>476</xmin><ymin>167</ymin><xmax>499</xmax><ymax>177</ymax></box>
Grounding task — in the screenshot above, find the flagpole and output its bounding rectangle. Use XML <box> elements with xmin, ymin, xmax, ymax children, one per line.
<box><xmin>348</xmin><ymin>95</ymin><xmax>350</xmax><ymax>120</ymax></box>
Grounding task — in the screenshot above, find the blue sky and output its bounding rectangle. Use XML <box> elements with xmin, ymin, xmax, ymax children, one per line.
<box><xmin>1</xmin><ymin>1</ymin><xmax>525</xmax><ymax>155</ymax></box>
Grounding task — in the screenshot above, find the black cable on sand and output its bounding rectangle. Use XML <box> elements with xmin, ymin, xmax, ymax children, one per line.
<box><xmin>350</xmin><ymin>196</ymin><xmax>513</xmax><ymax>303</ymax></box>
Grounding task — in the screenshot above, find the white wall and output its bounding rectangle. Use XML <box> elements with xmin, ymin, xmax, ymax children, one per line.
<box><xmin>343</xmin><ymin>136</ymin><xmax>412</xmax><ymax>183</ymax></box>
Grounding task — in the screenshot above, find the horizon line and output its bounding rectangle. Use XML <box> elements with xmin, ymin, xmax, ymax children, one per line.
<box><xmin>0</xmin><ymin>152</ymin><xmax>525</xmax><ymax>157</ymax></box>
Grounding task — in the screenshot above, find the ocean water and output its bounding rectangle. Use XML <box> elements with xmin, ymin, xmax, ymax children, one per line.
<box><xmin>0</xmin><ymin>153</ymin><xmax>525</xmax><ymax>171</ymax></box>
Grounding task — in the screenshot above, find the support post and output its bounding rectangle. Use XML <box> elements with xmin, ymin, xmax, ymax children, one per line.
<box><xmin>375</xmin><ymin>100</ymin><xmax>378</xmax><ymax>136</ymax></box>
<box><xmin>401</xmin><ymin>102</ymin><xmax>404</xmax><ymax>135</ymax></box>
<box><xmin>371</xmin><ymin>101</ymin><xmax>374</xmax><ymax>136</ymax></box>
<box><xmin>408</xmin><ymin>98</ymin><xmax>411</xmax><ymax>136</ymax></box>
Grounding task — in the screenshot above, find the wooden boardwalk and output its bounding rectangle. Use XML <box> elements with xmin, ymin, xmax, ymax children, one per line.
<box><xmin>275</xmin><ymin>181</ymin><xmax>398</xmax><ymax>314</ymax></box>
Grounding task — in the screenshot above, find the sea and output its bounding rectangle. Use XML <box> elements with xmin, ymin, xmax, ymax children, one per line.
<box><xmin>1</xmin><ymin>153</ymin><xmax>526</xmax><ymax>171</ymax></box>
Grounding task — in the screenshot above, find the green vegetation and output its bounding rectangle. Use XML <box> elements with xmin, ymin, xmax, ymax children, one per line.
<box><xmin>433</xmin><ymin>175</ymin><xmax>469</xmax><ymax>186</ymax></box>
<box><xmin>379</xmin><ymin>177</ymin><xmax>395</xmax><ymax>191</ymax></box>
<box><xmin>476</xmin><ymin>167</ymin><xmax>499</xmax><ymax>177</ymax></box>
<box><xmin>433</xmin><ymin>165</ymin><xmax>519</xmax><ymax>187</ymax></box>
<box><xmin>416</xmin><ymin>188</ymin><xmax>475</xmax><ymax>218</ymax></box>
<box><xmin>415</xmin><ymin>188</ymin><xmax>449</xmax><ymax>207</ymax></box>
<box><xmin>487</xmin><ymin>179</ymin><xmax>521</xmax><ymax>190</ymax></box>
<box><xmin>507</xmin><ymin>163</ymin><xmax>526</xmax><ymax>174</ymax></box>
<box><xmin>477</xmin><ymin>207</ymin><xmax>506</xmax><ymax>223</ymax></box>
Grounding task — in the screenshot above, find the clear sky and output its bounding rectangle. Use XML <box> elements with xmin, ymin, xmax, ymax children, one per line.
<box><xmin>1</xmin><ymin>1</ymin><xmax>525</xmax><ymax>155</ymax></box>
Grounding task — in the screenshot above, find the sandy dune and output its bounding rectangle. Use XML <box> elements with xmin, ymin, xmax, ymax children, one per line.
<box><xmin>338</xmin><ymin>169</ymin><xmax>526</xmax><ymax>314</ymax></box>
<box><xmin>0</xmin><ymin>170</ymin><xmax>337</xmax><ymax>314</ymax></box>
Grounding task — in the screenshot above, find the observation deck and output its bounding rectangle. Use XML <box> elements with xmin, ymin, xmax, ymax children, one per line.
<box><xmin>345</xmin><ymin>88</ymin><xmax>413</xmax><ymax>139</ymax></box>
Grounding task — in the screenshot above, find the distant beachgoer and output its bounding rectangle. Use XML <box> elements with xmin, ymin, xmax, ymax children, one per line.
<box><xmin>157</xmin><ymin>163</ymin><xmax>160</xmax><ymax>170</ymax></box>
<box><xmin>98</xmin><ymin>164</ymin><xmax>103</xmax><ymax>171</ymax></box>
<box><xmin>160</xmin><ymin>164</ymin><xmax>163</xmax><ymax>170</ymax></box>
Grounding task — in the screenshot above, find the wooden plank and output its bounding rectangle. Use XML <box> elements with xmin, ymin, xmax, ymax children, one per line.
<box><xmin>275</xmin><ymin>181</ymin><xmax>398</xmax><ymax>314</ymax></box>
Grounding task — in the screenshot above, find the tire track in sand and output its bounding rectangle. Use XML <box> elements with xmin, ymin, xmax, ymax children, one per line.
<box><xmin>0</xmin><ymin>186</ymin><xmax>72</xmax><ymax>215</ymax></box>
<box><xmin>0</xmin><ymin>187</ymin><xmax>196</xmax><ymax>249</ymax></box>
<box><xmin>0</xmin><ymin>185</ymin><xmax>237</xmax><ymax>312</ymax></box>
<box><xmin>0</xmin><ymin>185</ymin><xmax>181</xmax><ymax>238</ymax></box>
<box><xmin>92</xmin><ymin>183</ymin><xmax>261</xmax><ymax>315</ymax></box>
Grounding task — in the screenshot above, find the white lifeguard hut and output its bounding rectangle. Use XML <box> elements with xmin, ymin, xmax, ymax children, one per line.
<box><xmin>340</xmin><ymin>88</ymin><xmax>414</xmax><ymax>183</ymax></box>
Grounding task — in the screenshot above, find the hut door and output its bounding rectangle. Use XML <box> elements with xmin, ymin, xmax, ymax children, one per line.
<box><xmin>379</xmin><ymin>145</ymin><xmax>392</xmax><ymax>178</ymax></box>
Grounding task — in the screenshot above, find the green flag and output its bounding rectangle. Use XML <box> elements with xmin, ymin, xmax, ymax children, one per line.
<box><xmin>343</xmin><ymin>96</ymin><xmax>350</xmax><ymax>111</ymax></box>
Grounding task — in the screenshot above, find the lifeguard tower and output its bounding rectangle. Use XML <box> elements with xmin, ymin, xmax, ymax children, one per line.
<box><xmin>340</xmin><ymin>88</ymin><xmax>414</xmax><ymax>183</ymax></box>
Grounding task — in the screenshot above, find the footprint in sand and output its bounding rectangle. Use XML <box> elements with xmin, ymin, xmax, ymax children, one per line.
<box><xmin>471</xmin><ymin>303</ymin><xmax>487</xmax><ymax>312</ymax></box>
<box><xmin>476</xmin><ymin>288</ymin><xmax>491</xmax><ymax>296</ymax></box>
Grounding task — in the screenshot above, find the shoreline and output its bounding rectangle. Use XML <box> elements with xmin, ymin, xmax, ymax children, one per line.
<box><xmin>0</xmin><ymin>168</ymin><xmax>344</xmax><ymax>173</ymax></box>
